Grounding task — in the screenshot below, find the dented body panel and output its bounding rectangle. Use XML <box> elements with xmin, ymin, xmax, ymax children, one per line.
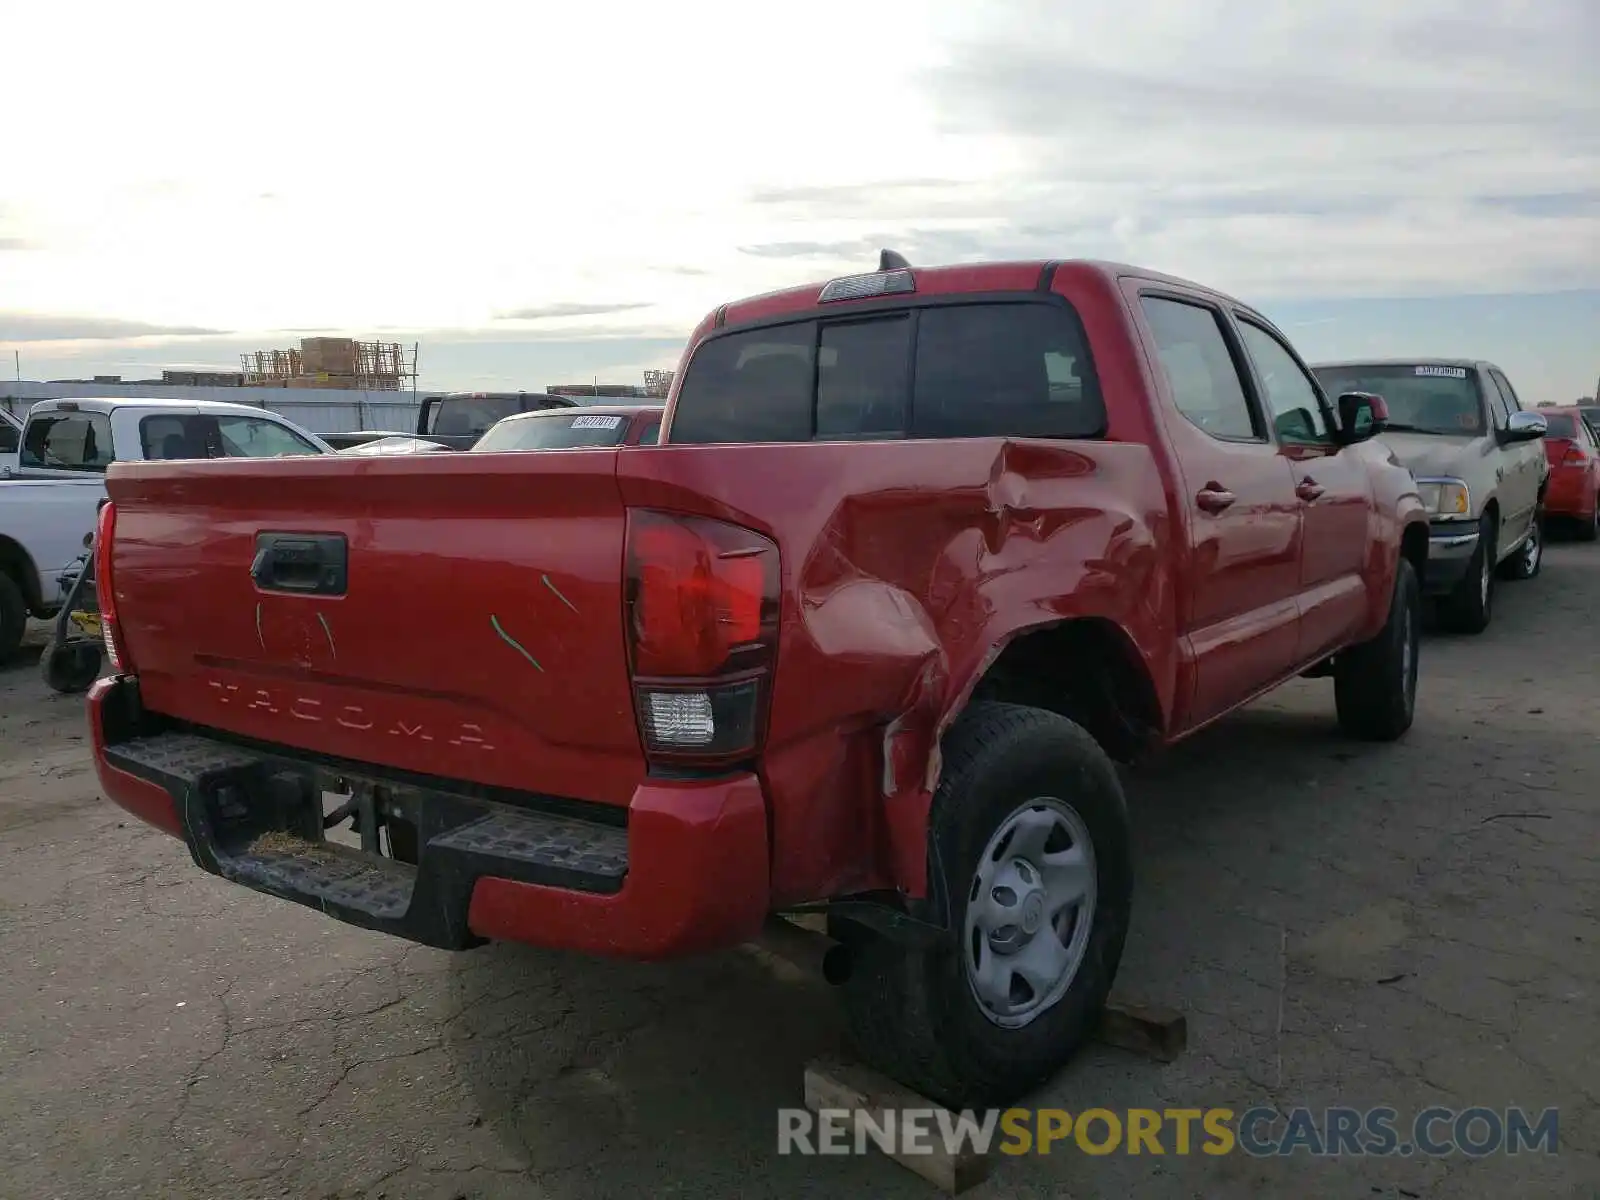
<box><xmin>92</xmin><ymin>257</ymin><xmax>1426</xmax><ymax>959</ymax></box>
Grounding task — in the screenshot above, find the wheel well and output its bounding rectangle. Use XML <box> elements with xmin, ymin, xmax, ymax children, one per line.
<box><xmin>0</xmin><ymin>536</ymin><xmax>41</xmax><ymax>611</ymax></box>
<box><xmin>965</xmin><ymin>619</ymin><xmax>1163</xmax><ymax>763</ymax></box>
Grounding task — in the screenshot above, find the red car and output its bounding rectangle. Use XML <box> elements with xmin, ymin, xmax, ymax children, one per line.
<box><xmin>1538</xmin><ymin>406</ymin><xmax>1600</xmax><ymax>540</ymax></box>
<box><xmin>89</xmin><ymin>255</ymin><xmax>1427</xmax><ymax>1108</ymax></box>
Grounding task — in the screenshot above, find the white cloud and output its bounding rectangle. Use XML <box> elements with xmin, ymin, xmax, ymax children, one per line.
<box><xmin>1</xmin><ymin>0</ymin><xmax>1594</xmax><ymax>383</ymax></box>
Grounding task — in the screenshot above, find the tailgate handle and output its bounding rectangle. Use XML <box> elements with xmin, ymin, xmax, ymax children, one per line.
<box><xmin>251</xmin><ymin>533</ymin><xmax>348</xmax><ymax>596</ymax></box>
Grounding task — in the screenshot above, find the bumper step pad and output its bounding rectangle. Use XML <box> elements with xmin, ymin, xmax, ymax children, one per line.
<box><xmin>103</xmin><ymin>731</ymin><xmax>629</xmax><ymax>949</ymax></box>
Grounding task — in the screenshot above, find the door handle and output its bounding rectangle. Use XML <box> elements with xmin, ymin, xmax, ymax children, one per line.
<box><xmin>1196</xmin><ymin>485</ymin><xmax>1237</xmax><ymax>513</ymax></box>
<box><xmin>1296</xmin><ymin>477</ymin><xmax>1325</xmax><ymax>502</ymax></box>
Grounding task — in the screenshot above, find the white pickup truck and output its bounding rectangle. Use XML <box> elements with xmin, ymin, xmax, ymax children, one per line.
<box><xmin>0</xmin><ymin>396</ymin><xmax>331</xmax><ymax>657</ymax></box>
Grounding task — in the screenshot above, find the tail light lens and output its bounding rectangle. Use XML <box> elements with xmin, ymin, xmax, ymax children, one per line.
<box><xmin>1563</xmin><ymin>444</ymin><xmax>1589</xmax><ymax>466</ymax></box>
<box><xmin>95</xmin><ymin>500</ymin><xmax>129</xmax><ymax>673</ymax></box>
<box><xmin>624</xmin><ymin>509</ymin><xmax>779</xmax><ymax>764</ymax></box>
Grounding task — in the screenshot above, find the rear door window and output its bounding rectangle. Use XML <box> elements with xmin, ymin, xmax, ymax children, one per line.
<box><xmin>0</xmin><ymin>414</ymin><xmax>17</xmax><ymax>455</ymax></box>
<box><xmin>912</xmin><ymin>303</ymin><xmax>1103</xmax><ymax>438</ymax></box>
<box><xmin>20</xmin><ymin>411</ymin><xmax>115</xmax><ymax>471</ymax></box>
<box><xmin>140</xmin><ymin>414</ymin><xmax>322</xmax><ymax>459</ymax></box>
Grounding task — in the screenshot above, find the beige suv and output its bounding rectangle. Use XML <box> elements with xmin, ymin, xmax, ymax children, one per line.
<box><xmin>1312</xmin><ymin>358</ymin><xmax>1549</xmax><ymax>634</ymax></box>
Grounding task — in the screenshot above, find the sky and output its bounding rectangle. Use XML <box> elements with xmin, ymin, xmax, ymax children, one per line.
<box><xmin>2</xmin><ymin>0</ymin><xmax>1596</xmax><ymax>401</ymax></box>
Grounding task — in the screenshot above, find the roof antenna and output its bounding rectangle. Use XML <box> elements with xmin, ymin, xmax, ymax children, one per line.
<box><xmin>878</xmin><ymin>248</ymin><xmax>911</xmax><ymax>271</ymax></box>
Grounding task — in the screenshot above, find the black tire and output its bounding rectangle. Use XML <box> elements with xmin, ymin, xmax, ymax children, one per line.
<box><xmin>1578</xmin><ymin>498</ymin><xmax>1599</xmax><ymax>543</ymax></box>
<box><xmin>1335</xmin><ymin>557</ymin><xmax>1420</xmax><ymax>741</ymax></box>
<box><xmin>40</xmin><ymin>638</ymin><xmax>102</xmax><ymax>694</ymax></box>
<box><xmin>1437</xmin><ymin>514</ymin><xmax>1495</xmax><ymax>634</ymax></box>
<box><xmin>1499</xmin><ymin>517</ymin><xmax>1542</xmax><ymax>581</ymax></box>
<box><xmin>839</xmin><ymin>702</ymin><xmax>1132</xmax><ymax>1110</ymax></box>
<box><xmin>0</xmin><ymin>571</ymin><xmax>26</xmax><ymax>660</ymax></box>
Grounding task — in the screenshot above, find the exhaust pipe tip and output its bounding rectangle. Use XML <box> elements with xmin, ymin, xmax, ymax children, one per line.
<box><xmin>822</xmin><ymin>942</ymin><xmax>854</xmax><ymax>985</ymax></box>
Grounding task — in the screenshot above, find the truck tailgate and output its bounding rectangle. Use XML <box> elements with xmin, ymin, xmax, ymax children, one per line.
<box><xmin>105</xmin><ymin>451</ymin><xmax>643</xmax><ymax>806</ymax></box>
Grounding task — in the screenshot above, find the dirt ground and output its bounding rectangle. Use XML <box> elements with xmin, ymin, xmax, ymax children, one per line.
<box><xmin>2</xmin><ymin>549</ymin><xmax>1597</xmax><ymax>1199</ymax></box>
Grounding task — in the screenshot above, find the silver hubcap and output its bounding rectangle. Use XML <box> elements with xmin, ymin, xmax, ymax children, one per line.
<box><xmin>1525</xmin><ymin>527</ymin><xmax>1540</xmax><ymax>570</ymax></box>
<box><xmin>1479</xmin><ymin>549</ymin><xmax>1491</xmax><ymax>605</ymax></box>
<box><xmin>964</xmin><ymin>799</ymin><xmax>1096</xmax><ymax>1029</ymax></box>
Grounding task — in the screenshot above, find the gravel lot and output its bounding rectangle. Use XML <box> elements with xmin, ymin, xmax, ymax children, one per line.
<box><xmin>2</xmin><ymin>548</ymin><xmax>1597</xmax><ymax>1199</ymax></box>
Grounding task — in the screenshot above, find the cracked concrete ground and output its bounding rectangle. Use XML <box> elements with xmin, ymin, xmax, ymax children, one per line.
<box><xmin>1</xmin><ymin>547</ymin><xmax>1597</xmax><ymax>1200</ymax></box>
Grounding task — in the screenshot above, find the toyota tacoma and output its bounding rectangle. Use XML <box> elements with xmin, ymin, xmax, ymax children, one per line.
<box><xmin>89</xmin><ymin>255</ymin><xmax>1428</xmax><ymax>1107</ymax></box>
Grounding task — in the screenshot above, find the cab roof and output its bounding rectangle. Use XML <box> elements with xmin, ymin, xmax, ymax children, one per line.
<box><xmin>1310</xmin><ymin>357</ymin><xmax>1504</xmax><ymax>373</ymax></box>
<box><xmin>29</xmin><ymin>396</ymin><xmax>290</xmax><ymax>417</ymax></box>
<box><xmin>710</xmin><ymin>256</ymin><xmax>1283</xmax><ymax>332</ymax></box>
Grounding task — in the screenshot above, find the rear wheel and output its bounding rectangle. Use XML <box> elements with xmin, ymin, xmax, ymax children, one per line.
<box><xmin>40</xmin><ymin>638</ymin><xmax>102</xmax><ymax>694</ymax></box>
<box><xmin>840</xmin><ymin>702</ymin><xmax>1132</xmax><ymax>1110</ymax></box>
<box><xmin>1437</xmin><ymin>515</ymin><xmax>1495</xmax><ymax>634</ymax></box>
<box><xmin>1578</xmin><ymin>497</ymin><xmax>1599</xmax><ymax>542</ymax></box>
<box><xmin>0</xmin><ymin>572</ymin><xmax>26</xmax><ymax>660</ymax></box>
<box><xmin>1335</xmin><ymin>557</ymin><xmax>1420</xmax><ymax>741</ymax></box>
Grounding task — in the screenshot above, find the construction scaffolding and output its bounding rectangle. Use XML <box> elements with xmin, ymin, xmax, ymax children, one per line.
<box><xmin>642</xmin><ymin>369</ymin><xmax>674</xmax><ymax>398</ymax></box>
<box><xmin>241</xmin><ymin>338</ymin><xmax>418</xmax><ymax>391</ymax></box>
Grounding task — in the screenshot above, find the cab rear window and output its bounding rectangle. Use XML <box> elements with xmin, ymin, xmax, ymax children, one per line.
<box><xmin>669</xmin><ymin>300</ymin><xmax>1104</xmax><ymax>444</ymax></box>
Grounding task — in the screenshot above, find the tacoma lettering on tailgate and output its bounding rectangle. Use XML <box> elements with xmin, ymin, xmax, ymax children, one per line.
<box><xmin>205</xmin><ymin>680</ymin><xmax>495</xmax><ymax>750</ymax></box>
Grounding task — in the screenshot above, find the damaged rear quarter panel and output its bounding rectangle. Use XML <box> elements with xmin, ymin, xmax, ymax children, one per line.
<box><xmin>617</xmin><ymin>436</ymin><xmax>1178</xmax><ymax>905</ymax></box>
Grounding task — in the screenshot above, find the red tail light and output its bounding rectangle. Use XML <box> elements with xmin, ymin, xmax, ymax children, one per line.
<box><xmin>1563</xmin><ymin>444</ymin><xmax>1589</xmax><ymax>466</ymax></box>
<box><xmin>95</xmin><ymin>500</ymin><xmax>130</xmax><ymax>674</ymax></box>
<box><xmin>624</xmin><ymin>509</ymin><xmax>779</xmax><ymax>764</ymax></box>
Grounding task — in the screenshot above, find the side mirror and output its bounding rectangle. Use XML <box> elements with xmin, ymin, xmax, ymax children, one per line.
<box><xmin>1336</xmin><ymin>391</ymin><xmax>1388</xmax><ymax>445</ymax></box>
<box><xmin>1503</xmin><ymin>410</ymin><xmax>1547</xmax><ymax>443</ymax></box>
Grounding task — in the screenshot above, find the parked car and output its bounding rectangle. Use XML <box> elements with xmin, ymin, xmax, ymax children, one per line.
<box><xmin>1311</xmin><ymin>359</ymin><xmax>1549</xmax><ymax>633</ymax></box>
<box><xmin>0</xmin><ymin>397</ymin><xmax>329</xmax><ymax>658</ymax></box>
<box><xmin>415</xmin><ymin>391</ymin><xmax>580</xmax><ymax>450</ymax></box>
<box><xmin>321</xmin><ymin>430</ymin><xmax>417</xmax><ymax>451</ymax></box>
<box><xmin>1577</xmin><ymin>404</ymin><xmax>1600</xmax><ymax>441</ymax></box>
<box><xmin>0</xmin><ymin>406</ymin><xmax>20</xmax><ymax>476</ymax></box>
<box><xmin>470</xmin><ymin>404</ymin><xmax>664</xmax><ymax>452</ymax></box>
<box><xmin>1535</xmin><ymin>406</ymin><xmax>1600</xmax><ymax>540</ymax></box>
<box><xmin>87</xmin><ymin>255</ymin><xmax>1428</xmax><ymax>1109</ymax></box>
<box><xmin>335</xmin><ymin>436</ymin><xmax>453</xmax><ymax>456</ymax></box>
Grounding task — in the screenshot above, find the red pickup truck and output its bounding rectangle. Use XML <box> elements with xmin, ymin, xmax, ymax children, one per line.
<box><xmin>88</xmin><ymin>256</ymin><xmax>1428</xmax><ymax>1108</ymax></box>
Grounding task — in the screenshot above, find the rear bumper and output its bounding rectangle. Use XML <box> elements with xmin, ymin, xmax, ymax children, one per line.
<box><xmin>88</xmin><ymin>676</ymin><xmax>770</xmax><ymax>960</ymax></box>
<box><xmin>1544</xmin><ymin>468</ymin><xmax>1593</xmax><ymax>518</ymax></box>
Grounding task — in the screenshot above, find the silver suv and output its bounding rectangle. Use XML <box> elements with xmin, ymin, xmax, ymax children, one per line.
<box><xmin>1311</xmin><ymin>358</ymin><xmax>1548</xmax><ymax>634</ymax></box>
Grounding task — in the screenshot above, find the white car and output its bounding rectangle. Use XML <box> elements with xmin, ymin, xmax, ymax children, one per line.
<box><xmin>0</xmin><ymin>406</ymin><xmax>20</xmax><ymax>476</ymax></box>
<box><xmin>0</xmin><ymin>396</ymin><xmax>331</xmax><ymax>657</ymax></box>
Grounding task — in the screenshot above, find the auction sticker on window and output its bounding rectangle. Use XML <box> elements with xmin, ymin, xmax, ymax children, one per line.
<box><xmin>1415</xmin><ymin>366</ymin><xmax>1467</xmax><ymax>378</ymax></box>
<box><xmin>570</xmin><ymin>414</ymin><xmax>624</xmax><ymax>429</ymax></box>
